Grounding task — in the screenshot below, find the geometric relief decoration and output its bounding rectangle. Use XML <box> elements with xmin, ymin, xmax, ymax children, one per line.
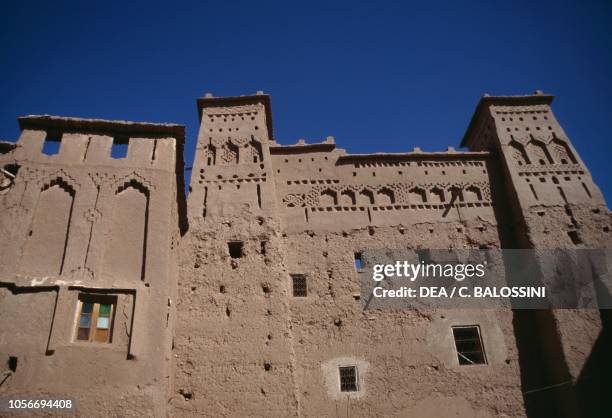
<box><xmin>282</xmin><ymin>181</ymin><xmax>492</xmax><ymax>210</ymax></box>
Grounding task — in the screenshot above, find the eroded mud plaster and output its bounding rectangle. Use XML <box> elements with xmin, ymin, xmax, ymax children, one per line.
<box><xmin>0</xmin><ymin>92</ymin><xmax>609</xmax><ymax>417</ymax></box>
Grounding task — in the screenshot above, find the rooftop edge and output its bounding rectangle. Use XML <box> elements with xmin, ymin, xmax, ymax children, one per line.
<box><xmin>18</xmin><ymin>115</ymin><xmax>185</xmax><ymax>142</ymax></box>
<box><xmin>197</xmin><ymin>93</ymin><xmax>274</xmax><ymax>141</ymax></box>
<box><xmin>460</xmin><ymin>92</ymin><xmax>554</xmax><ymax>148</ymax></box>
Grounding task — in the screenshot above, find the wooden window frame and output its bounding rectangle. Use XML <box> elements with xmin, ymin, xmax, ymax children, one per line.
<box><xmin>452</xmin><ymin>325</ymin><xmax>487</xmax><ymax>365</ymax></box>
<box><xmin>75</xmin><ymin>294</ymin><xmax>117</xmax><ymax>344</ymax></box>
<box><xmin>291</xmin><ymin>275</ymin><xmax>307</xmax><ymax>297</ymax></box>
<box><xmin>339</xmin><ymin>365</ymin><xmax>358</xmax><ymax>392</ymax></box>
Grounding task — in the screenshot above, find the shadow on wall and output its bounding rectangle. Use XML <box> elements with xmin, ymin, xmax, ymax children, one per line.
<box><xmin>575</xmin><ymin>309</ymin><xmax>612</xmax><ymax>418</ymax></box>
<box><xmin>513</xmin><ymin>255</ymin><xmax>612</xmax><ymax>418</ymax></box>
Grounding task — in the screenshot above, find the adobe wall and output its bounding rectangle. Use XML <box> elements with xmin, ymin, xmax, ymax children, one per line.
<box><xmin>172</xmin><ymin>94</ymin><xmax>533</xmax><ymax>417</ymax></box>
<box><xmin>462</xmin><ymin>94</ymin><xmax>611</xmax><ymax>417</ymax></box>
<box><xmin>0</xmin><ymin>91</ymin><xmax>608</xmax><ymax>418</ymax></box>
<box><xmin>0</xmin><ymin>117</ymin><xmax>184</xmax><ymax>417</ymax></box>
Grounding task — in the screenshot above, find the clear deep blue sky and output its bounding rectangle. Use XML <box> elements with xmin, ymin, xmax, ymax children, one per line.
<box><xmin>1</xmin><ymin>1</ymin><xmax>611</xmax><ymax>202</ymax></box>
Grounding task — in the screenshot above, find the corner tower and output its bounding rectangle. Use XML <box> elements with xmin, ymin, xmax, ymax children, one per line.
<box><xmin>461</xmin><ymin>92</ymin><xmax>608</xmax><ymax>248</ymax></box>
<box><xmin>462</xmin><ymin>92</ymin><xmax>610</xmax><ymax>417</ymax></box>
<box><xmin>175</xmin><ymin>94</ymin><xmax>296</xmax><ymax>416</ymax></box>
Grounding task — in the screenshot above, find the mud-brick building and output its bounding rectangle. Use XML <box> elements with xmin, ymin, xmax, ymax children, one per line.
<box><xmin>0</xmin><ymin>92</ymin><xmax>610</xmax><ymax>417</ymax></box>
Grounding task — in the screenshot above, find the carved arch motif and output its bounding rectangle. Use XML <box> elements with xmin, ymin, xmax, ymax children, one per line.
<box><xmin>320</xmin><ymin>189</ymin><xmax>337</xmax><ymax>206</ymax></box>
<box><xmin>526</xmin><ymin>139</ymin><xmax>553</xmax><ymax>165</ymax></box>
<box><xmin>203</xmin><ymin>143</ymin><xmax>216</xmax><ymax>166</ymax></box>
<box><xmin>340</xmin><ymin>189</ymin><xmax>356</xmax><ymax>205</ymax></box>
<box><xmin>246</xmin><ymin>138</ymin><xmax>263</xmax><ymax>163</ymax></box>
<box><xmin>550</xmin><ymin>137</ymin><xmax>577</xmax><ymax>165</ymax></box>
<box><xmin>449</xmin><ymin>186</ymin><xmax>463</xmax><ymax>202</ymax></box>
<box><xmin>358</xmin><ymin>189</ymin><xmax>374</xmax><ymax>205</ymax></box>
<box><xmin>430</xmin><ymin>186</ymin><xmax>445</xmax><ymax>203</ymax></box>
<box><xmin>111</xmin><ymin>172</ymin><xmax>154</xmax><ymax>193</ymax></box>
<box><xmin>21</xmin><ymin>176</ymin><xmax>76</xmax><ymax>277</ymax></box>
<box><xmin>508</xmin><ymin>140</ymin><xmax>530</xmax><ymax>166</ymax></box>
<box><xmin>377</xmin><ymin>187</ymin><xmax>395</xmax><ymax>205</ymax></box>
<box><xmin>409</xmin><ymin>187</ymin><xmax>427</xmax><ymax>203</ymax></box>
<box><xmin>41</xmin><ymin>177</ymin><xmax>76</xmax><ymax>196</ymax></box>
<box><xmin>116</xmin><ymin>178</ymin><xmax>150</xmax><ymax>196</ymax></box>
<box><xmin>38</xmin><ymin>169</ymin><xmax>80</xmax><ymax>192</ymax></box>
<box><xmin>104</xmin><ymin>179</ymin><xmax>150</xmax><ymax>282</ymax></box>
<box><xmin>464</xmin><ymin>185</ymin><xmax>482</xmax><ymax>201</ymax></box>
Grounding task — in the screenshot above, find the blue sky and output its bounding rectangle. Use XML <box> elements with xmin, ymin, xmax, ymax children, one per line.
<box><xmin>1</xmin><ymin>1</ymin><xmax>611</xmax><ymax>202</ymax></box>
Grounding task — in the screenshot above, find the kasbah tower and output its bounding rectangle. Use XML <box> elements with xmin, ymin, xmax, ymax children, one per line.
<box><xmin>0</xmin><ymin>91</ymin><xmax>610</xmax><ymax>417</ymax></box>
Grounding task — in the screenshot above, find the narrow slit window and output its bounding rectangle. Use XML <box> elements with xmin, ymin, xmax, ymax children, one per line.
<box><xmin>339</xmin><ymin>366</ymin><xmax>358</xmax><ymax>392</ymax></box>
<box><xmin>452</xmin><ymin>325</ymin><xmax>486</xmax><ymax>365</ymax></box>
<box><xmin>292</xmin><ymin>275</ymin><xmax>307</xmax><ymax>297</ymax></box>
<box><xmin>42</xmin><ymin>132</ymin><xmax>62</xmax><ymax>156</ymax></box>
<box><xmin>75</xmin><ymin>294</ymin><xmax>116</xmax><ymax>344</ymax></box>
<box><xmin>228</xmin><ymin>241</ymin><xmax>243</xmax><ymax>259</ymax></box>
<box><xmin>354</xmin><ymin>252</ymin><xmax>363</xmax><ymax>270</ymax></box>
<box><xmin>111</xmin><ymin>136</ymin><xmax>129</xmax><ymax>159</ymax></box>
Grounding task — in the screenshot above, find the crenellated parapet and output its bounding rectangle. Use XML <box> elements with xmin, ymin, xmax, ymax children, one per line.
<box><xmin>0</xmin><ymin>115</ymin><xmax>185</xmax><ymax>286</ymax></box>
<box><xmin>269</xmin><ymin>138</ymin><xmax>500</xmax><ymax>233</ymax></box>
<box><xmin>0</xmin><ymin>115</ymin><xmax>185</xmax><ymax>416</ymax></box>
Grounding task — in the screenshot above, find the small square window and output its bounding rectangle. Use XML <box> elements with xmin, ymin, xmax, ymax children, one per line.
<box><xmin>339</xmin><ymin>366</ymin><xmax>358</xmax><ymax>392</ymax></box>
<box><xmin>452</xmin><ymin>325</ymin><xmax>486</xmax><ymax>365</ymax></box>
<box><xmin>354</xmin><ymin>252</ymin><xmax>363</xmax><ymax>270</ymax></box>
<box><xmin>292</xmin><ymin>275</ymin><xmax>307</xmax><ymax>297</ymax></box>
<box><xmin>75</xmin><ymin>294</ymin><xmax>116</xmax><ymax>344</ymax></box>
<box><xmin>228</xmin><ymin>241</ymin><xmax>243</xmax><ymax>258</ymax></box>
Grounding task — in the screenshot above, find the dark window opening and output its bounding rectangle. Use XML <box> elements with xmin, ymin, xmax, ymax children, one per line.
<box><xmin>339</xmin><ymin>366</ymin><xmax>358</xmax><ymax>392</ymax></box>
<box><xmin>111</xmin><ymin>136</ymin><xmax>129</xmax><ymax>159</ymax></box>
<box><xmin>228</xmin><ymin>241</ymin><xmax>243</xmax><ymax>258</ymax></box>
<box><xmin>75</xmin><ymin>294</ymin><xmax>117</xmax><ymax>344</ymax></box>
<box><xmin>8</xmin><ymin>356</ymin><xmax>18</xmax><ymax>372</ymax></box>
<box><xmin>42</xmin><ymin>132</ymin><xmax>62</xmax><ymax>156</ymax></box>
<box><xmin>1</xmin><ymin>165</ymin><xmax>19</xmax><ymax>194</ymax></box>
<box><xmin>568</xmin><ymin>230</ymin><xmax>582</xmax><ymax>245</ymax></box>
<box><xmin>354</xmin><ymin>252</ymin><xmax>363</xmax><ymax>270</ymax></box>
<box><xmin>3</xmin><ymin>164</ymin><xmax>20</xmax><ymax>177</ymax></box>
<box><xmin>452</xmin><ymin>325</ymin><xmax>486</xmax><ymax>365</ymax></box>
<box><xmin>292</xmin><ymin>275</ymin><xmax>307</xmax><ymax>297</ymax></box>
